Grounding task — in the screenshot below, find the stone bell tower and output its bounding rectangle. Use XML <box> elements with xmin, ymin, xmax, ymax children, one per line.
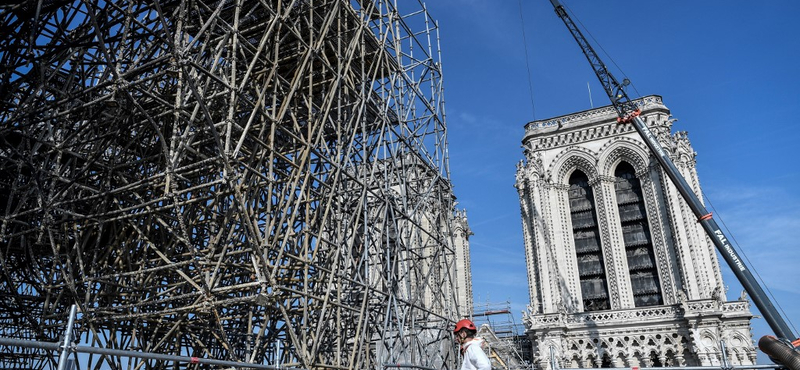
<box><xmin>516</xmin><ymin>95</ymin><xmax>756</xmax><ymax>369</ymax></box>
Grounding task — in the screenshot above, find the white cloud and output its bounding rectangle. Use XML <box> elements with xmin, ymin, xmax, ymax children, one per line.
<box><xmin>703</xmin><ymin>183</ymin><xmax>800</xmax><ymax>296</ymax></box>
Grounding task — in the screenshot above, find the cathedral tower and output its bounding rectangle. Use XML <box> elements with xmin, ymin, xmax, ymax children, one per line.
<box><xmin>516</xmin><ymin>96</ymin><xmax>756</xmax><ymax>368</ymax></box>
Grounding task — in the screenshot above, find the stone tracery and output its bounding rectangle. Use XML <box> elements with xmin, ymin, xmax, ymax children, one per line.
<box><xmin>517</xmin><ymin>96</ymin><xmax>756</xmax><ymax>369</ymax></box>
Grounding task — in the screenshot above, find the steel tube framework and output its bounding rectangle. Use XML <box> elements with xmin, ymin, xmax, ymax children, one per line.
<box><xmin>0</xmin><ymin>0</ymin><xmax>459</xmax><ymax>369</ymax></box>
<box><xmin>0</xmin><ymin>336</ymin><xmax>306</xmax><ymax>370</ymax></box>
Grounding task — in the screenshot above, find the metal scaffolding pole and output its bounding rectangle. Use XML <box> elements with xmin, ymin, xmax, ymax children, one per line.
<box><xmin>56</xmin><ymin>305</ymin><xmax>77</xmax><ymax>370</ymax></box>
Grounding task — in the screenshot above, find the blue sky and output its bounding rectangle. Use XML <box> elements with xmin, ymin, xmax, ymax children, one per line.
<box><xmin>425</xmin><ymin>0</ymin><xmax>800</xmax><ymax>360</ymax></box>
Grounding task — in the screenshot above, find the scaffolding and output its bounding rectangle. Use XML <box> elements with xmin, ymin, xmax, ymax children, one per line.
<box><xmin>473</xmin><ymin>301</ymin><xmax>532</xmax><ymax>370</ymax></box>
<box><xmin>0</xmin><ymin>0</ymin><xmax>459</xmax><ymax>369</ymax></box>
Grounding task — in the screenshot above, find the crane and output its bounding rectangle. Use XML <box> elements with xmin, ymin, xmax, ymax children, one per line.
<box><xmin>546</xmin><ymin>0</ymin><xmax>800</xmax><ymax>367</ymax></box>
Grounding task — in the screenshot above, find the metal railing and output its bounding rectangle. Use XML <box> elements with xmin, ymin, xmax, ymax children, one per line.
<box><xmin>1</xmin><ymin>305</ymin><xmax>307</xmax><ymax>370</ymax></box>
<box><xmin>3</xmin><ymin>305</ymin><xmax>446</xmax><ymax>370</ymax></box>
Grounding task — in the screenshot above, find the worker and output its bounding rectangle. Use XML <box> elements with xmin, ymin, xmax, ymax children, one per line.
<box><xmin>454</xmin><ymin>319</ymin><xmax>491</xmax><ymax>370</ymax></box>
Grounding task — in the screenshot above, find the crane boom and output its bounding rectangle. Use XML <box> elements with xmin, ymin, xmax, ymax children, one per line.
<box><xmin>548</xmin><ymin>0</ymin><xmax>797</xmax><ymax>343</ymax></box>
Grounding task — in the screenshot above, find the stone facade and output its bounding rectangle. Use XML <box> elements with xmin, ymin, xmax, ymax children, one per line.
<box><xmin>453</xmin><ymin>209</ymin><xmax>475</xmax><ymax>317</ymax></box>
<box><xmin>516</xmin><ymin>95</ymin><xmax>756</xmax><ymax>368</ymax></box>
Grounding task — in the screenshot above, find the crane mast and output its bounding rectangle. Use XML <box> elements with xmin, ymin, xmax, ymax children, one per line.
<box><xmin>548</xmin><ymin>0</ymin><xmax>797</xmax><ymax>344</ymax></box>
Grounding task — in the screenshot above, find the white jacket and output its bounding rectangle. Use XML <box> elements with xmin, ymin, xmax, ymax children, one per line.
<box><xmin>460</xmin><ymin>337</ymin><xmax>491</xmax><ymax>370</ymax></box>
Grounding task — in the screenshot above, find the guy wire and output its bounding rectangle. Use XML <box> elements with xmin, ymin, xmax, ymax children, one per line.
<box><xmin>518</xmin><ymin>0</ymin><xmax>537</xmax><ymax>120</ymax></box>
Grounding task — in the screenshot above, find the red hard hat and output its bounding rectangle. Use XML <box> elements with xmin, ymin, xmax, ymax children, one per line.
<box><xmin>454</xmin><ymin>319</ymin><xmax>476</xmax><ymax>333</ymax></box>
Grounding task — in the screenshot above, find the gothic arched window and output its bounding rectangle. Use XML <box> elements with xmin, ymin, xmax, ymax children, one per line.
<box><xmin>569</xmin><ymin>171</ymin><xmax>610</xmax><ymax>311</ymax></box>
<box><xmin>614</xmin><ymin>162</ymin><xmax>663</xmax><ymax>307</ymax></box>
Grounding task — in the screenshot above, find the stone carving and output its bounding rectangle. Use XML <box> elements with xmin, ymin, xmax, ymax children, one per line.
<box><xmin>518</xmin><ymin>96</ymin><xmax>756</xmax><ymax>369</ymax></box>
